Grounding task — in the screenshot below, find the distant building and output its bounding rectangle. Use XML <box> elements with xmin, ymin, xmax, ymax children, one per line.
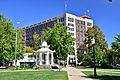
<box><xmin>23</xmin><ymin>13</ymin><xmax>93</xmax><ymax>57</ymax></box>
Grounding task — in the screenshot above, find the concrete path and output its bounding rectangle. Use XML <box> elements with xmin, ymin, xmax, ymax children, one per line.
<box><xmin>62</xmin><ymin>67</ymin><xmax>93</xmax><ymax>80</ymax></box>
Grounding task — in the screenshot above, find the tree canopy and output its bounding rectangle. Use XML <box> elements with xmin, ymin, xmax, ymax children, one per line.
<box><xmin>25</xmin><ymin>46</ymin><xmax>33</xmax><ymax>53</ymax></box>
<box><xmin>43</xmin><ymin>23</ymin><xmax>75</xmax><ymax>60</ymax></box>
<box><xmin>85</xmin><ymin>25</ymin><xmax>108</xmax><ymax>65</ymax></box>
<box><xmin>0</xmin><ymin>14</ymin><xmax>16</xmax><ymax>65</ymax></box>
<box><xmin>111</xmin><ymin>34</ymin><xmax>120</xmax><ymax>64</ymax></box>
<box><xmin>111</xmin><ymin>34</ymin><xmax>120</xmax><ymax>55</ymax></box>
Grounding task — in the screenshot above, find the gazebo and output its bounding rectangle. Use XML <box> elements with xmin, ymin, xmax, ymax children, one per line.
<box><xmin>35</xmin><ymin>41</ymin><xmax>55</xmax><ymax>65</ymax></box>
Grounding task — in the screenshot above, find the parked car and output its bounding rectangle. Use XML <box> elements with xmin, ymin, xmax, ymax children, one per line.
<box><xmin>116</xmin><ymin>64</ymin><xmax>120</xmax><ymax>67</ymax></box>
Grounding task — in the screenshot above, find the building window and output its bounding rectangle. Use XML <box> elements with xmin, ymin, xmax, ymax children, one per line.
<box><xmin>62</xmin><ymin>23</ymin><xmax>64</xmax><ymax>26</ymax></box>
<box><xmin>68</xmin><ymin>27</ymin><xmax>74</xmax><ymax>31</ymax></box>
<box><xmin>81</xmin><ymin>26</ymin><xmax>83</xmax><ymax>28</ymax></box>
<box><xmin>68</xmin><ymin>32</ymin><xmax>74</xmax><ymax>36</ymax></box>
<box><xmin>80</xmin><ymin>30</ymin><xmax>83</xmax><ymax>33</ymax></box>
<box><xmin>87</xmin><ymin>22</ymin><xmax>92</xmax><ymax>26</ymax></box>
<box><xmin>76</xmin><ymin>29</ymin><xmax>79</xmax><ymax>32</ymax></box>
<box><xmin>59</xmin><ymin>18</ymin><xmax>64</xmax><ymax>22</ymax></box>
<box><xmin>80</xmin><ymin>38</ymin><xmax>82</xmax><ymax>42</ymax></box>
<box><xmin>83</xmin><ymin>30</ymin><xmax>86</xmax><ymax>33</ymax></box>
<box><xmin>68</xmin><ymin>23</ymin><xmax>74</xmax><ymax>27</ymax></box>
<box><xmin>77</xmin><ymin>25</ymin><xmax>79</xmax><ymax>28</ymax></box>
<box><xmin>68</xmin><ymin>17</ymin><xmax>74</xmax><ymax>22</ymax></box>
<box><xmin>76</xmin><ymin>20</ymin><xmax>79</xmax><ymax>23</ymax></box>
<box><xmin>80</xmin><ymin>21</ymin><xmax>85</xmax><ymax>25</ymax></box>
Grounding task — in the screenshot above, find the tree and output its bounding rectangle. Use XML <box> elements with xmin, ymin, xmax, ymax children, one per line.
<box><xmin>106</xmin><ymin>48</ymin><xmax>116</xmax><ymax>65</ymax></box>
<box><xmin>77</xmin><ymin>45</ymin><xmax>86</xmax><ymax>62</ymax></box>
<box><xmin>111</xmin><ymin>34</ymin><xmax>120</xmax><ymax>64</ymax></box>
<box><xmin>32</xmin><ymin>32</ymin><xmax>40</xmax><ymax>51</ymax></box>
<box><xmin>43</xmin><ymin>23</ymin><xmax>75</xmax><ymax>60</ymax></box>
<box><xmin>0</xmin><ymin>14</ymin><xmax>16</xmax><ymax>66</ymax></box>
<box><xmin>111</xmin><ymin>34</ymin><xmax>120</xmax><ymax>54</ymax></box>
<box><xmin>86</xmin><ymin>25</ymin><xmax>108</xmax><ymax>66</ymax></box>
<box><xmin>25</xmin><ymin>46</ymin><xmax>33</xmax><ymax>53</ymax></box>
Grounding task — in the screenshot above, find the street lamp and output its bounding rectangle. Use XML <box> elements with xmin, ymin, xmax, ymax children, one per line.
<box><xmin>15</xmin><ymin>28</ymin><xmax>17</xmax><ymax>69</ymax></box>
<box><xmin>84</xmin><ymin>51</ymin><xmax>86</xmax><ymax>61</ymax></box>
<box><xmin>84</xmin><ymin>51</ymin><xmax>86</xmax><ymax>68</ymax></box>
<box><xmin>15</xmin><ymin>22</ymin><xmax>20</xmax><ymax>69</ymax></box>
<box><xmin>92</xmin><ymin>38</ymin><xmax>97</xmax><ymax>77</ymax></box>
<box><xmin>84</xmin><ymin>51</ymin><xmax>86</xmax><ymax>55</ymax></box>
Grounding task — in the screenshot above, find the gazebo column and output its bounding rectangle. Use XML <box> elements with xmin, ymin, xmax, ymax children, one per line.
<box><xmin>51</xmin><ymin>53</ymin><xmax>54</xmax><ymax>64</ymax></box>
<box><xmin>67</xmin><ymin>56</ymin><xmax>69</xmax><ymax>65</ymax></box>
<box><xmin>36</xmin><ymin>53</ymin><xmax>38</xmax><ymax>66</ymax></box>
<box><xmin>46</xmin><ymin>53</ymin><xmax>49</xmax><ymax>65</ymax></box>
<box><xmin>39</xmin><ymin>53</ymin><xmax>42</xmax><ymax>65</ymax></box>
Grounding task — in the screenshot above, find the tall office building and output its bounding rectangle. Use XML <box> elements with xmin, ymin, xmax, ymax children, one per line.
<box><xmin>23</xmin><ymin>13</ymin><xmax>93</xmax><ymax>56</ymax></box>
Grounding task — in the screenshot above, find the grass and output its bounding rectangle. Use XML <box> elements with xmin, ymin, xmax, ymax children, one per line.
<box><xmin>83</xmin><ymin>71</ymin><xmax>120</xmax><ymax>80</ymax></box>
<box><xmin>77</xmin><ymin>66</ymin><xmax>120</xmax><ymax>80</ymax></box>
<box><xmin>0</xmin><ymin>70</ymin><xmax>68</xmax><ymax>80</ymax></box>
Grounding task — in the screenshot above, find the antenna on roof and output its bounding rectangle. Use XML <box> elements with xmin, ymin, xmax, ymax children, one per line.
<box><xmin>65</xmin><ymin>0</ymin><xmax>68</xmax><ymax>13</ymax></box>
<box><xmin>84</xmin><ymin>10</ymin><xmax>90</xmax><ymax>16</ymax></box>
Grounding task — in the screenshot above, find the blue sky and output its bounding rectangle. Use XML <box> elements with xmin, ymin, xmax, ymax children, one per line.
<box><xmin>0</xmin><ymin>0</ymin><xmax>120</xmax><ymax>47</ymax></box>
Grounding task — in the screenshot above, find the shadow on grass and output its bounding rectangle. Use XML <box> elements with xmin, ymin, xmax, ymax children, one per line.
<box><xmin>89</xmin><ymin>75</ymin><xmax>120</xmax><ymax>80</ymax></box>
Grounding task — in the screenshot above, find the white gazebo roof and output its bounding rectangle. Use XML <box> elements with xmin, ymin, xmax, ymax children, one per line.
<box><xmin>37</xmin><ymin>48</ymin><xmax>53</xmax><ymax>53</ymax></box>
<box><xmin>35</xmin><ymin>41</ymin><xmax>55</xmax><ymax>53</ymax></box>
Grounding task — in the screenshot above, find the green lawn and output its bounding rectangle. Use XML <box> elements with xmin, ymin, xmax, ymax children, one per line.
<box><xmin>0</xmin><ymin>70</ymin><xmax>68</xmax><ymax>80</ymax></box>
<box><xmin>77</xmin><ymin>66</ymin><xmax>120</xmax><ymax>80</ymax></box>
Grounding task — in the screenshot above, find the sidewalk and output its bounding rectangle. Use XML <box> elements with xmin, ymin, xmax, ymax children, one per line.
<box><xmin>62</xmin><ymin>67</ymin><xmax>93</xmax><ymax>80</ymax></box>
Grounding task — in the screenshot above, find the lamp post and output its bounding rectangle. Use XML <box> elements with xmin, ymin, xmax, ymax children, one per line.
<box><xmin>15</xmin><ymin>28</ymin><xmax>17</xmax><ymax>69</ymax></box>
<box><xmin>84</xmin><ymin>51</ymin><xmax>86</xmax><ymax>61</ymax></box>
<box><xmin>84</xmin><ymin>51</ymin><xmax>86</xmax><ymax>68</ymax></box>
<box><xmin>84</xmin><ymin>51</ymin><xmax>86</xmax><ymax>56</ymax></box>
<box><xmin>15</xmin><ymin>22</ymin><xmax>20</xmax><ymax>69</ymax></box>
<box><xmin>24</xmin><ymin>28</ymin><xmax>26</xmax><ymax>68</ymax></box>
<box><xmin>92</xmin><ymin>38</ymin><xmax>97</xmax><ymax>77</ymax></box>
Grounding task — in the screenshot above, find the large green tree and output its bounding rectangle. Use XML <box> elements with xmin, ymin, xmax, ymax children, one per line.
<box><xmin>43</xmin><ymin>23</ymin><xmax>75</xmax><ymax>60</ymax></box>
<box><xmin>111</xmin><ymin>34</ymin><xmax>120</xmax><ymax>64</ymax></box>
<box><xmin>111</xmin><ymin>34</ymin><xmax>120</xmax><ymax>54</ymax></box>
<box><xmin>0</xmin><ymin>14</ymin><xmax>16</xmax><ymax>66</ymax></box>
<box><xmin>86</xmin><ymin>25</ymin><xmax>108</xmax><ymax>66</ymax></box>
<box><xmin>106</xmin><ymin>48</ymin><xmax>116</xmax><ymax>65</ymax></box>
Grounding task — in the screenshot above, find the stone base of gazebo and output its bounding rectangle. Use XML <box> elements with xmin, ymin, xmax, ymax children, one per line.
<box><xmin>34</xmin><ymin>65</ymin><xmax>52</xmax><ymax>69</ymax></box>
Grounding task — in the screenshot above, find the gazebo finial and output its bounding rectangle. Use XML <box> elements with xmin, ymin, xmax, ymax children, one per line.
<box><xmin>41</xmin><ymin>41</ymin><xmax>48</xmax><ymax>47</ymax></box>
